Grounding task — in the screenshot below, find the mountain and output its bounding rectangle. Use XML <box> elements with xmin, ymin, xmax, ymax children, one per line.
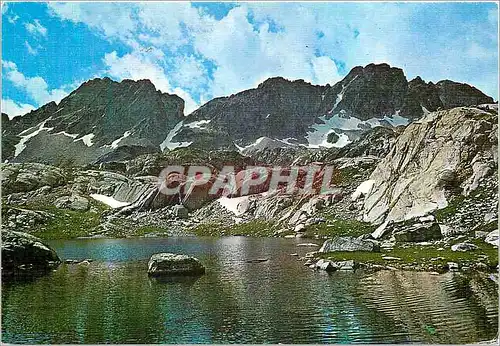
<box><xmin>172</xmin><ymin>63</ymin><xmax>494</xmax><ymax>151</ymax></box>
<box><xmin>1</xmin><ymin>63</ymin><xmax>494</xmax><ymax>166</ymax></box>
<box><xmin>2</xmin><ymin>78</ymin><xmax>184</xmax><ymax>165</ymax></box>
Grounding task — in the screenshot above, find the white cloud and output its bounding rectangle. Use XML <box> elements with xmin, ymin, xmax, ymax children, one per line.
<box><xmin>45</xmin><ymin>2</ymin><xmax>499</xmax><ymax>104</ymax></box>
<box><xmin>25</xmin><ymin>19</ymin><xmax>47</xmax><ymax>37</ymax></box>
<box><xmin>3</xmin><ymin>3</ymin><xmax>19</xmax><ymax>24</ymax></box>
<box><xmin>191</xmin><ymin>5</ymin><xmax>331</xmax><ymax>97</ymax></box>
<box><xmin>2</xmin><ymin>61</ymin><xmax>68</xmax><ymax>106</ymax></box>
<box><xmin>24</xmin><ymin>41</ymin><xmax>38</xmax><ymax>55</ymax></box>
<box><xmin>311</xmin><ymin>56</ymin><xmax>342</xmax><ymax>85</ymax></box>
<box><xmin>102</xmin><ymin>51</ymin><xmax>199</xmax><ymax>114</ymax></box>
<box><xmin>1</xmin><ymin>99</ymin><xmax>36</xmax><ymax>118</ymax></box>
<box><xmin>48</xmin><ymin>3</ymin><xmax>136</xmax><ymax>42</ymax></box>
<box><xmin>7</xmin><ymin>14</ymin><xmax>19</xmax><ymax>24</ymax></box>
<box><xmin>136</xmin><ymin>3</ymin><xmax>210</xmax><ymax>49</ymax></box>
<box><xmin>172</xmin><ymin>55</ymin><xmax>209</xmax><ymax>90</ymax></box>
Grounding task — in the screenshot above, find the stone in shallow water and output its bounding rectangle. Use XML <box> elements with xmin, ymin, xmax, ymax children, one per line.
<box><xmin>314</xmin><ymin>259</ymin><xmax>357</xmax><ymax>272</ymax></box>
<box><xmin>1</xmin><ymin>230</ymin><xmax>61</xmax><ymax>277</ymax></box>
<box><xmin>147</xmin><ymin>253</ymin><xmax>205</xmax><ymax>276</ymax></box>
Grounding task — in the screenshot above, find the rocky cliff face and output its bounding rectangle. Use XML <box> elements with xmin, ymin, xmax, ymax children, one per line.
<box><xmin>362</xmin><ymin>104</ymin><xmax>498</xmax><ymax>227</ymax></box>
<box><xmin>2</xmin><ymin>78</ymin><xmax>185</xmax><ymax>165</ymax></box>
<box><xmin>171</xmin><ymin>63</ymin><xmax>493</xmax><ymax>151</ymax></box>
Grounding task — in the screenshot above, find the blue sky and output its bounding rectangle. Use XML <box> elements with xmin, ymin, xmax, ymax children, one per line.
<box><xmin>2</xmin><ymin>1</ymin><xmax>498</xmax><ymax>117</ymax></box>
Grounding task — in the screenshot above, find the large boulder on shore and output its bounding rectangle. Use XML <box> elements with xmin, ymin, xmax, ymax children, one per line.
<box><xmin>147</xmin><ymin>253</ymin><xmax>205</xmax><ymax>276</ymax></box>
<box><xmin>54</xmin><ymin>194</ymin><xmax>90</xmax><ymax>211</ymax></box>
<box><xmin>392</xmin><ymin>222</ymin><xmax>442</xmax><ymax>242</ymax></box>
<box><xmin>319</xmin><ymin>236</ymin><xmax>379</xmax><ymax>253</ymax></box>
<box><xmin>1</xmin><ymin>230</ymin><xmax>61</xmax><ymax>277</ymax></box>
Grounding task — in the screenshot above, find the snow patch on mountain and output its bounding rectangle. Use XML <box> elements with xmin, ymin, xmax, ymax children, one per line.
<box><xmin>218</xmin><ymin>196</ymin><xmax>250</xmax><ymax>216</ymax></box>
<box><xmin>351</xmin><ymin>180</ymin><xmax>375</xmax><ymax>201</ymax></box>
<box><xmin>14</xmin><ymin>118</ymin><xmax>54</xmax><ymax>157</ymax></box>
<box><xmin>110</xmin><ymin>131</ymin><xmax>131</xmax><ymax>149</ymax></box>
<box><xmin>234</xmin><ymin>137</ymin><xmax>267</xmax><ymax>152</ymax></box>
<box><xmin>184</xmin><ymin>119</ymin><xmax>211</xmax><ymax>129</ymax></box>
<box><xmin>331</xmin><ymin>75</ymin><xmax>359</xmax><ymax>113</ymax></box>
<box><xmin>90</xmin><ymin>194</ymin><xmax>131</xmax><ymax>208</ymax></box>
<box><xmin>382</xmin><ymin>110</ymin><xmax>409</xmax><ymax>127</ymax></box>
<box><xmin>55</xmin><ymin>131</ymin><xmax>79</xmax><ymax>139</ymax></box>
<box><xmin>75</xmin><ymin>133</ymin><xmax>95</xmax><ymax>147</ymax></box>
<box><xmin>160</xmin><ymin>120</ymin><xmax>193</xmax><ymax>151</ymax></box>
<box><xmin>306</xmin><ymin>109</ymin><xmax>409</xmax><ymax>148</ymax></box>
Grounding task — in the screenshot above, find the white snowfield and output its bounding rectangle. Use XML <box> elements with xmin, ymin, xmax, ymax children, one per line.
<box><xmin>217</xmin><ymin>196</ymin><xmax>251</xmax><ymax>216</ymax></box>
<box><xmin>75</xmin><ymin>133</ymin><xmax>95</xmax><ymax>147</ymax></box>
<box><xmin>234</xmin><ymin>137</ymin><xmax>268</xmax><ymax>152</ymax></box>
<box><xmin>90</xmin><ymin>194</ymin><xmax>131</xmax><ymax>208</ymax></box>
<box><xmin>55</xmin><ymin>131</ymin><xmax>79</xmax><ymax>139</ymax></box>
<box><xmin>305</xmin><ymin>109</ymin><xmax>409</xmax><ymax>149</ymax></box>
<box><xmin>160</xmin><ymin>120</ymin><xmax>193</xmax><ymax>151</ymax></box>
<box><xmin>15</xmin><ymin>118</ymin><xmax>54</xmax><ymax>157</ymax></box>
<box><xmin>110</xmin><ymin>131</ymin><xmax>131</xmax><ymax>148</ymax></box>
<box><xmin>331</xmin><ymin>75</ymin><xmax>359</xmax><ymax>112</ymax></box>
<box><xmin>184</xmin><ymin>119</ymin><xmax>211</xmax><ymax>129</ymax></box>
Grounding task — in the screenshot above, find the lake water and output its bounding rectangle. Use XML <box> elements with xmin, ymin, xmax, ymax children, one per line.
<box><xmin>2</xmin><ymin>236</ymin><xmax>498</xmax><ymax>344</ymax></box>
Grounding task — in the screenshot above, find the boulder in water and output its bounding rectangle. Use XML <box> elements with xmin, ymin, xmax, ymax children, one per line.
<box><xmin>147</xmin><ymin>253</ymin><xmax>205</xmax><ymax>276</ymax></box>
<box><xmin>1</xmin><ymin>230</ymin><xmax>61</xmax><ymax>277</ymax></box>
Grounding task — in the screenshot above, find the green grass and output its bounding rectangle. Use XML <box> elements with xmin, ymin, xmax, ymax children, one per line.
<box><xmin>304</xmin><ymin>218</ymin><xmax>376</xmax><ymax>238</ymax></box>
<box><xmin>434</xmin><ymin>195</ymin><xmax>466</xmax><ymax>222</ymax></box>
<box><xmin>190</xmin><ymin>220</ymin><xmax>276</xmax><ymax>237</ymax></box>
<box><xmin>3</xmin><ymin>199</ymin><xmax>111</xmax><ymax>240</ymax></box>
<box><xmin>316</xmin><ymin>241</ymin><xmax>498</xmax><ymax>270</ymax></box>
<box><xmin>31</xmin><ymin>207</ymin><xmax>102</xmax><ymax>240</ymax></box>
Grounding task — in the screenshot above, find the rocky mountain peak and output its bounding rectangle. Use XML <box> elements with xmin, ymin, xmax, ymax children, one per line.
<box><xmin>2</xmin><ymin>78</ymin><xmax>185</xmax><ymax>165</ymax></box>
<box><xmin>257</xmin><ymin>77</ymin><xmax>322</xmax><ymax>90</ymax></box>
<box><xmin>3</xmin><ymin>63</ymin><xmax>495</xmax><ymax>166</ymax></box>
<box><xmin>435</xmin><ymin>80</ymin><xmax>494</xmax><ymax>108</ymax></box>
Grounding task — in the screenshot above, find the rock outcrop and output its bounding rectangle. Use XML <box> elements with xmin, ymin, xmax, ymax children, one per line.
<box><xmin>1</xmin><ymin>230</ymin><xmax>61</xmax><ymax>277</ymax></box>
<box><xmin>319</xmin><ymin>236</ymin><xmax>380</xmax><ymax>252</ymax></box>
<box><xmin>362</xmin><ymin>104</ymin><xmax>498</xmax><ymax>225</ymax></box>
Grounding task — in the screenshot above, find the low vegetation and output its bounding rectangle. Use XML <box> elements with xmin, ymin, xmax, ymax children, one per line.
<box><xmin>316</xmin><ymin>240</ymin><xmax>498</xmax><ymax>271</ymax></box>
<box><xmin>304</xmin><ymin>218</ymin><xmax>376</xmax><ymax>238</ymax></box>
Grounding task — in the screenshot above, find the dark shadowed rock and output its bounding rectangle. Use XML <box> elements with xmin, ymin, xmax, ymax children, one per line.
<box><xmin>393</xmin><ymin>223</ymin><xmax>442</xmax><ymax>243</ymax></box>
<box><xmin>1</xmin><ymin>230</ymin><xmax>61</xmax><ymax>277</ymax></box>
<box><xmin>147</xmin><ymin>253</ymin><xmax>205</xmax><ymax>276</ymax></box>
